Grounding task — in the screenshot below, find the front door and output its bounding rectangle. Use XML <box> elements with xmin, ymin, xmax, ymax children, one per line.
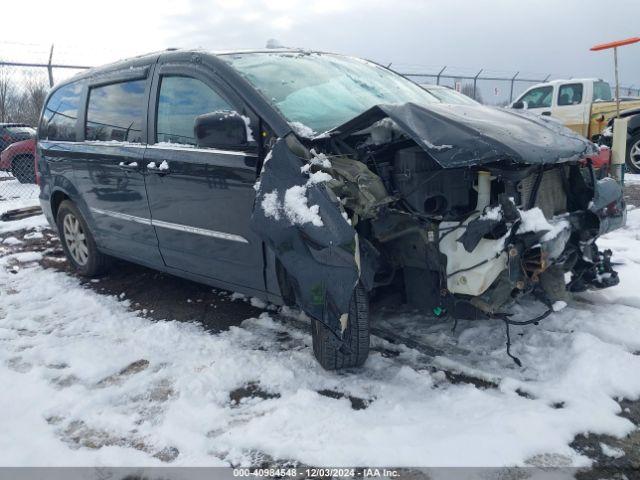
<box><xmin>144</xmin><ymin>68</ymin><xmax>265</xmax><ymax>292</ymax></box>
<box><xmin>74</xmin><ymin>75</ymin><xmax>162</xmax><ymax>266</ymax></box>
<box><xmin>520</xmin><ymin>85</ymin><xmax>554</xmax><ymax>117</ymax></box>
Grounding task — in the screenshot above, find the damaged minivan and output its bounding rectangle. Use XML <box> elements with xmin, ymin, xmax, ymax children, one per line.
<box><xmin>38</xmin><ymin>49</ymin><xmax>626</xmax><ymax>370</ymax></box>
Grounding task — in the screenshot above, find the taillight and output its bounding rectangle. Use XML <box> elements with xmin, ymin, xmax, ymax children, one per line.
<box><xmin>580</xmin><ymin>146</ymin><xmax>611</xmax><ymax>169</ymax></box>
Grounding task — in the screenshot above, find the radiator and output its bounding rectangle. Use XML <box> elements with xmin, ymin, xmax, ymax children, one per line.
<box><xmin>518</xmin><ymin>168</ymin><xmax>567</xmax><ymax>218</ymax></box>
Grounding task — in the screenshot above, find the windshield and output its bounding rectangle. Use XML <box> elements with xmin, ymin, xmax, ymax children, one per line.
<box><xmin>222</xmin><ymin>52</ymin><xmax>440</xmax><ymax>135</ymax></box>
<box><xmin>423</xmin><ymin>86</ymin><xmax>479</xmax><ymax>105</ymax></box>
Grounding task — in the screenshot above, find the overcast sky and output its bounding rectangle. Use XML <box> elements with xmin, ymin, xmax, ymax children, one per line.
<box><xmin>3</xmin><ymin>0</ymin><xmax>639</xmax><ymax>100</ymax></box>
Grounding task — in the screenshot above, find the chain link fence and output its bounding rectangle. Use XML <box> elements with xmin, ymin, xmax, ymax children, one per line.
<box><xmin>0</xmin><ymin>45</ymin><xmax>85</xmax><ymax>204</ymax></box>
<box><xmin>395</xmin><ymin>65</ymin><xmax>639</xmax><ymax>105</ymax></box>
<box><xmin>0</xmin><ymin>66</ymin><xmax>45</xmax><ymax>202</ymax></box>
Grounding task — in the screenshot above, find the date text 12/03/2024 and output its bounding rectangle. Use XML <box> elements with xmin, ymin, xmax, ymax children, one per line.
<box><xmin>232</xmin><ymin>468</ymin><xmax>401</xmax><ymax>477</ymax></box>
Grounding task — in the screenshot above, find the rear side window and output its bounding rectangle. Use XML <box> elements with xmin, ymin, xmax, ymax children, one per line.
<box><xmin>558</xmin><ymin>83</ymin><xmax>583</xmax><ymax>106</ymax></box>
<box><xmin>41</xmin><ymin>82</ymin><xmax>83</xmax><ymax>141</ymax></box>
<box><xmin>156</xmin><ymin>76</ymin><xmax>233</xmax><ymax>145</ymax></box>
<box><xmin>85</xmin><ymin>80</ymin><xmax>146</xmax><ymax>143</ymax></box>
<box><xmin>520</xmin><ymin>86</ymin><xmax>553</xmax><ymax>109</ymax></box>
<box><xmin>593</xmin><ymin>81</ymin><xmax>613</xmax><ymax>102</ymax></box>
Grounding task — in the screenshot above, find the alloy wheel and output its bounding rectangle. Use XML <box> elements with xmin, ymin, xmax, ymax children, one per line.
<box><xmin>630</xmin><ymin>140</ymin><xmax>640</xmax><ymax>170</ymax></box>
<box><xmin>63</xmin><ymin>213</ymin><xmax>89</xmax><ymax>266</ymax></box>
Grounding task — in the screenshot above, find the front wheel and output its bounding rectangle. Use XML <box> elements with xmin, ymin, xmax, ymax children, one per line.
<box><xmin>625</xmin><ymin>133</ymin><xmax>640</xmax><ymax>174</ymax></box>
<box><xmin>56</xmin><ymin>200</ymin><xmax>109</xmax><ymax>276</ymax></box>
<box><xmin>311</xmin><ymin>284</ymin><xmax>370</xmax><ymax>370</ymax></box>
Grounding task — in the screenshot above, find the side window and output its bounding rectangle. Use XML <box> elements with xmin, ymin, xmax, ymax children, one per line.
<box><xmin>156</xmin><ymin>76</ymin><xmax>234</xmax><ymax>146</ymax></box>
<box><xmin>520</xmin><ymin>86</ymin><xmax>553</xmax><ymax>109</ymax></box>
<box><xmin>41</xmin><ymin>82</ymin><xmax>83</xmax><ymax>141</ymax></box>
<box><xmin>558</xmin><ymin>83</ymin><xmax>583</xmax><ymax>106</ymax></box>
<box><xmin>85</xmin><ymin>80</ymin><xmax>146</xmax><ymax>143</ymax></box>
<box><xmin>593</xmin><ymin>81</ymin><xmax>613</xmax><ymax>102</ymax></box>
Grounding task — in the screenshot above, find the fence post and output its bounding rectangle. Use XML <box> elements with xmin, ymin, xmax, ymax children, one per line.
<box><xmin>436</xmin><ymin>66</ymin><xmax>447</xmax><ymax>85</ymax></box>
<box><xmin>47</xmin><ymin>44</ymin><xmax>54</xmax><ymax>87</ymax></box>
<box><xmin>473</xmin><ymin>69</ymin><xmax>483</xmax><ymax>99</ymax></box>
<box><xmin>509</xmin><ymin>71</ymin><xmax>519</xmax><ymax>103</ymax></box>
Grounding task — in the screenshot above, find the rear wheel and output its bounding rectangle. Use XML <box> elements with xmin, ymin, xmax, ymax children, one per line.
<box><xmin>311</xmin><ymin>284</ymin><xmax>370</xmax><ymax>370</ymax></box>
<box><xmin>56</xmin><ymin>200</ymin><xmax>109</xmax><ymax>276</ymax></box>
<box><xmin>625</xmin><ymin>133</ymin><xmax>640</xmax><ymax>174</ymax></box>
<box><xmin>11</xmin><ymin>155</ymin><xmax>35</xmax><ymax>184</ymax></box>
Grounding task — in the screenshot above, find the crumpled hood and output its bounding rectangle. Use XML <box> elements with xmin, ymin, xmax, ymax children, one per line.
<box><xmin>333</xmin><ymin>102</ymin><xmax>599</xmax><ymax>168</ymax></box>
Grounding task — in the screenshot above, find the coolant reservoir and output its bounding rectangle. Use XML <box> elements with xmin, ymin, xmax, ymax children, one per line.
<box><xmin>476</xmin><ymin>171</ymin><xmax>491</xmax><ymax>211</ymax></box>
<box><xmin>439</xmin><ymin>215</ymin><xmax>508</xmax><ymax>296</ymax></box>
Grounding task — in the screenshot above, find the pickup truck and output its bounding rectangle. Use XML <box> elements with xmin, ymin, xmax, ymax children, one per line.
<box><xmin>510</xmin><ymin>78</ymin><xmax>640</xmax><ymax>141</ymax></box>
<box><xmin>598</xmin><ymin>107</ymin><xmax>640</xmax><ymax>172</ymax></box>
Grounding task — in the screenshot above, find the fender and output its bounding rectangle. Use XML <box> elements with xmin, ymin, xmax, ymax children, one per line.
<box><xmin>250</xmin><ymin>135</ymin><xmax>376</xmax><ymax>338</ymax></box>
<box><xmin>627</xmin><ymin>112</ymin><xmax>640</xmax><ymax>137</ymax></box>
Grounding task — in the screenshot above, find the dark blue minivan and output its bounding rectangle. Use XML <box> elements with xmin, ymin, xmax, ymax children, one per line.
<box><xmin>38</xmin><ymin>49</ymin><xmax>625</xmax><ymax>369</ymax></box>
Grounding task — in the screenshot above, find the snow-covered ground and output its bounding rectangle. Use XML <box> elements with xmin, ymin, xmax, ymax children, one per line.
<box><xmin>0</xmin><ymin>192</ymin><xmax>639</xmax><ymax>468</ymax></box>
<box><xmin>0</xmin><ymin>175</ymin><xmax>39</xmax><ymax>207</ymax></box>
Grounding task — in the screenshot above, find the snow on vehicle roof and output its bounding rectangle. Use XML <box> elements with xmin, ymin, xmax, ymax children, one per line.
<box><xmin>62</xmin><ymin>48</ymin><xmax>348</xmax><ymax>86</ymax></box>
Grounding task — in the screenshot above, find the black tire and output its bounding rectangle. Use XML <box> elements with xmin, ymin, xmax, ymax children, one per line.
<box><xmin>625</xmin><ymin>132</ymin><xmax>640</xmax><ymax>174</ymax></box>
<box><xmin>56</xmin><ymin>200</ymin><xmax>109</xmax><ymax>276</ymax></box>
<box><xmin>11</xmin><ymin>155</ymin><xmax>35</xmax><ymax>184</ymax></box>
<box><xmin>311</xmin><ymin>284</ymin><xmax>370</xmax><ymax>370</ymax></box>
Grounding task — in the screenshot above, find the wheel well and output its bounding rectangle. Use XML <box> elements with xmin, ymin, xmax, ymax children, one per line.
<box><xmin>10</xmin><ymin>153</ymin><xmax>34</xmax><ymax>169</ymax></box>
<box><xmin>275</xmin><ymin>260</ymin><xmax>298</xmax><ymax>307</ymax></box>
<box><xmin>51</xmin><ymin>191</ymin><xmax>70</xmax><ymax>219</ymax></box>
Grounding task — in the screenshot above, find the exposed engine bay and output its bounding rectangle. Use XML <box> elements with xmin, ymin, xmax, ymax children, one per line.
<box><xmin>251</xmin><ymin>102</ymin><xmax>627</xmax><ymax>356</ymax></box>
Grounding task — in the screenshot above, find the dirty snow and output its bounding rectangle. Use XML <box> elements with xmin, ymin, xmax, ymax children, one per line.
<box><xmin>552</xmin><ymin>300</ymin><xmax>568</xmax><ymax>312</ymax></box>
<box><xmin>240</xmin><ymin>115</ymin><xmax>255</xmax><ymax>142</ymax></box>
<box><xmin>422</xmin><ymin>140</ymin><xmax>454</xmax><ymax>151</ymax></box>
<box><xmin>290</xmin><ymin>121</ymin><xmax>316</xmax><ymax>138</ymax></box>
<box><xmin>308</xmin><ymin>149</ymin><xmax>332</xmax><ymax>169</ymax></box>
<box><xmin>260</xmin><ymin>190</ymin><xmax>281</xmax><ymax>221</ymax></box>
<box><xmin>517</xmin><ymin>207</ymin><xmax>569</xmax><ymax>242</ymax></box>
<box><xmin>599</xmin><ymin>442</ymin><xmax>625</xmax><ymax>459</ymax></box>
<box><xmin>2</xmin><ymin>236</ymin><xmax>22</xmax><ymax>245</ymax></box>
<box><xmin>306</xmin><ymin>171</ymin><xmax>332</xmax><ymax>185</ymax></box>
<box><xmin>283</xmin><ymin>185</ymin><xmax>323</xmax><ymax>227</ymax></box>
<box><xmin>482</xmin><ymin>205</ymin><xmax>503</xmax><ymax>221</ymax></box>
<box><xmin>261</xmin><ymin>150</ymin><xmax>332</xmax><ymax>227</ymax></box>
<box><xmin>1</xmin><ymin>200</ymin><xmax>640</xmax><ymax>467</ymax></box>
<box><xmin>153</xmin><ymin>141</ymin><xmax>197</xmax><ymax>149</ymax></box>
<box><xmin>254</xmin><ymin>149</ymin><xmax>273</xmax><ymax>192</ymax></box>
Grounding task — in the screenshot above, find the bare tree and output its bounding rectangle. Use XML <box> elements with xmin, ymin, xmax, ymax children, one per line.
<box><xmin>21</xmin><ymin>72</ymin><xmax>49</xmax><ymax>126</ymax></box>
<box><xmin>0</xmin><ymin>64</ymin><xmax>16</xmax><ymax>123</ymax></box>
<box><xmin>8</xmin><ymin>72</ymin><xmax>49</xmax><ymax>126</ymax></box>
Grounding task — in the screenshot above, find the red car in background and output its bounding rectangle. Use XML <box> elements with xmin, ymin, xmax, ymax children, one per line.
<box><xmin>0</xmin><ymin>137</ymin><xmax>36</xmax><ymax>183</ymax></box>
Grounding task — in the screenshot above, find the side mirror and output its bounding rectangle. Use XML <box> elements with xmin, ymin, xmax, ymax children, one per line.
<box><xmin>512</xmin><ymin>100</ymin><xmax>525</xmax><ymax>110</ymax></box>
<box><xmin>194</xmin><ymin>111</ymin><xmax>248</xmax><ymax>149</ymax></box>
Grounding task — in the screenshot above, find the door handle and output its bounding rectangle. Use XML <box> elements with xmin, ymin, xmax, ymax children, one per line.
<box><xmin>541</xmin><ymin>111</ymin><xmax>551</xmax><ymax>116</ymax></box>
<box><xmin>146</xmin><ymin>161</ymin><xmax>170</xmax><ymax>174</ymax></box>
